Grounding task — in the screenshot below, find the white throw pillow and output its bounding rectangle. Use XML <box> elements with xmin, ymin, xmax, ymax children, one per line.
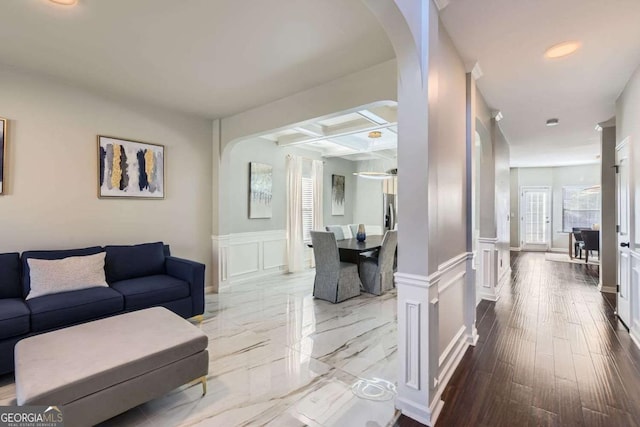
<box><xmin>26</xmin><ymin>252</ymin><xmax>108</xmax><ymax>300</ymax></box>
<box><xmin>341</xmin><ymin>225</ymin><xmax>353</xmax><ymax>239</ymax></box>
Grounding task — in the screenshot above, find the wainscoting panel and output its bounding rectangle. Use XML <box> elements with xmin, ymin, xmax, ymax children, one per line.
<box><xmin>394</xmin><ymin>252</ymin><xmax>474</xmax><ymax>426</ymax></box>
<box><xmin>436</xmin><ymin>253</ymin><xmax>473</xmax><ymax>394</ymax></box>
<box><xmin>477</xmin><ymin>237</ymin><xmax>499</xmax><ymax>301</ymax></box>
<box><xmin>263</xmin><ymin>239</ymin><xmax>287</xmax><ymax>270</ymax></box>
<box><xmin>213</xmin><ymin>230</ymin><xmax>287</xmax><ymax>287</ymax></box>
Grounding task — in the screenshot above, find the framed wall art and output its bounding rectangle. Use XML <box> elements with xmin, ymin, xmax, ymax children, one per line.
<box><xmin>249</xmin><ymin>162</ymin><xmax>273</xmax><ymax>218</ymax></box>
<box><xmin>98</xmin><ymin>135</ymin><xmax>164</xmax><ymax>199</ymax></box>
<box><xmin>332</xmin><ymin>174</ymin><xmax>345</xmax><ymax>215</ymax></box>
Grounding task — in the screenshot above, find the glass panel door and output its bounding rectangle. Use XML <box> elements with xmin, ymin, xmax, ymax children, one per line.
<box><xmin>521</xmin><ymin>187</ymin><xmax>551</xmax><ymax>250</ymax></box>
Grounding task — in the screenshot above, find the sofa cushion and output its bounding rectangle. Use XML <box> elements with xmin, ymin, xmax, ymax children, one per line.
<box><xmin>27</xmin><ymin>287</ymin><xmax>124</xmax><ymax>333</ymax></box>
<box><xmin>0</xmin><ymin>299</ymin><xmax>30</xmax><ymax>340</ymax></box>
<box><xmin>22</xmin><ymin>247</ymin><xmax>104</xmax><ymax>298</ymax></box>
<box><xmin>104</xmin><ymin>242</ymin><xmax>165</xmax><ymax>283</ymax></box>
<box><xmin>110</xmin><ymin>274</ymin><xmax>190</xmax><ymax>310</ymax></box>
<box><xmin>26</xmin><ymin>252</ymin><xmax>108</xmax><ymax>300</ymax></box>
<box><xmin>0</xmin><ymin>252</ymin><xmax>22</xmax><ymax>299</ymax></box>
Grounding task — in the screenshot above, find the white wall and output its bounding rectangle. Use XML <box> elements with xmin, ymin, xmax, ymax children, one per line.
<box><xmin>0</xmin><ymin>65</ymin><xmax>213</xmax><ymax>279</ymax></box>
<box><xmin>224</xmin><ymin>138</ymin><xmax>358</xmax><ymax>234</ymax></box>
<box><xmin>510</xmin><ymin>164</ymin><xmax>600</xmax><ymax>250</ymax></box>
<box><xmin>352</xmin><ymin>159</ymin><xmax>396</xmax><ymax>229</ymax></box>
<box><xmin>435</xmin><ymin>24</ymin><xmax>468</xmax><ymax>266</ymax></box>
<box><xmin>617</xmin><ymin>62</ymin><xmax>640</xmax><ymax>344</ymax></box>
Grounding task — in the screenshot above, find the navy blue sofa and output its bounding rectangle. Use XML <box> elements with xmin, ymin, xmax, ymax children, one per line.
<box><xmin>0</xmin><ymin>242</ymin><xmax>205</xmax><ymax>375</ymax></box>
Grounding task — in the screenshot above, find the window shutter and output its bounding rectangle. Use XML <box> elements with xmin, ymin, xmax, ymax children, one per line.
<box><xmin>302</xmin><ymin>177</ymin><xmax>314</xmax><ymax>242</ymax></box>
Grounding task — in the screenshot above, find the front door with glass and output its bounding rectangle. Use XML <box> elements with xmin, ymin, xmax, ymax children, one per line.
<box><xmin>520</xmin><ymin>187</ymin><xmax>552</xmax><ymax>251</ymax></box>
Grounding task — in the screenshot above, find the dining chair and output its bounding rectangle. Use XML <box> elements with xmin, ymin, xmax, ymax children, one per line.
<box><xmin>358</xmin><ymin>230</ymin><xmax>398</xmax><ymax>295</ymax></box>
<box><xmin>325</xmin><ymin>225</ymin><xmax>345</xmax><ymax>240</ymax></box>
<box><xmin>580</xmin><ymin>230</ymin><xmax>600</xmax><ymax>263</ymax></box>
<box><xmin>572</xmin><ymin>227</ymin><xmax>586</xmax><ymax>258</ymax></box>
<box><xmin>310</xmin><ymin>231</ymin><xmax>361</xmax><ymax>303</ymax></box>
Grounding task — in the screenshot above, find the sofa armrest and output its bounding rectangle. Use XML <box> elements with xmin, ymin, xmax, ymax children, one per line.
<box><xmin>165</xmin><ymin>256</ymin><xmax>205</xmax><ymax>317</ymax></box>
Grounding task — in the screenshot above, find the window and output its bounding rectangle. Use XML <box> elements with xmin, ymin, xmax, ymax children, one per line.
<box><xmin>562</xmin><ymin>186</ymin><xmax>601</xmax><ymax>232</ymax></box>
<box><xmin>302</xmin><ymin>176</ymin><xmax>314</xmax><ymax>242</ymax></box>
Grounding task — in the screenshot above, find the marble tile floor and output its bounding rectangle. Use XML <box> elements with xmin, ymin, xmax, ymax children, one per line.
<box><xmin>0</xmin><ymin>271</ymin><xmax>400</xmax><ymax>426</ymax></box>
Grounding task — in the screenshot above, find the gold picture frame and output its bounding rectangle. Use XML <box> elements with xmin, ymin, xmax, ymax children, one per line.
<box><xmin>97</xmin><ymin>135</ymin><xmax>165</xmax><ymax>199</ymax></box>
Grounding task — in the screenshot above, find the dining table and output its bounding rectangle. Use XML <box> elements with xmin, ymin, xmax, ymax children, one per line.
<box><xmin>336</xmin><ymin>236</ymin><xmax>384</xmax><ymax>264</ymax></box>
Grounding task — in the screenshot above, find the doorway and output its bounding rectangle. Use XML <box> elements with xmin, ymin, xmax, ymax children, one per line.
<box><xmin>520</xmin><ymin>186</ymin><xmax>551</xmax><ymax>251</ymax></box>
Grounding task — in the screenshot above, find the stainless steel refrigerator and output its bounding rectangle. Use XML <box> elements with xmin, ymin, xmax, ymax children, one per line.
<box><xmin>383</xmin><ymin>175</ymin><xmax>398</xmax><ymax>232</ymax></box>
<box><xmin>383</xmin><ymin>193</ymin><xmax>397</xmax><ymax>232</ymax></box>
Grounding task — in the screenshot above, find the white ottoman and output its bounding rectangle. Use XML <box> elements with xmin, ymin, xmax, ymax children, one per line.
<box><xmin>15</xmin><ymin>307</ymin><xmax>208</xmax><ymax>427</ymax></box>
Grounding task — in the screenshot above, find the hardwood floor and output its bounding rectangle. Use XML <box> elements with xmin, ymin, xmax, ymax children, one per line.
<box><xmin>398</xmin><ymin>251</ymin><xmax>640</xmax><ymax>427</ymax></box>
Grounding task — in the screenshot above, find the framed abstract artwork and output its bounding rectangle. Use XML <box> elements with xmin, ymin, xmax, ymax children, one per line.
<box><xmin>249</xmin><ymin>162</ymin><xmax>273</xmax><ymax>218</ymax></box>
<box><xmin>332</xmin><ymin>174</ymin><xmax>345</xmax><ymax>215</ymax></box>
<box><xmin>0</xmin><ymin>118</ymin><xmax>5</xmax><ymax>195</ymax></box>
<box><xmin>98</xmin><ymin>136</ymin><xmax>164</xmax><ymax>199</ymax></box>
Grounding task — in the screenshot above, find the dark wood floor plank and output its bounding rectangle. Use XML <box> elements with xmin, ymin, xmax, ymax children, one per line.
<box><xmin>399</xmin><ymin>252</ymin><xmax>640</xmax><ymax>427</ymax></box>
<box><xmin>555</xmin><ymin>378</ymin><xmax>584</xmax><ymax>426</ymax></box>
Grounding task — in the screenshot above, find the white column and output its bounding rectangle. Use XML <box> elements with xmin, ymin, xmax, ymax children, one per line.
<box><xmin>364</xmin><ymin>1</ymin><xmax>443</xmax><ymax>424</ymax></box>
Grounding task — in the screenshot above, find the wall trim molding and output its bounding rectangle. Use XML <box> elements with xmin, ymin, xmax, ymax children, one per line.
<box><xmin>212</xmin><ymin>230</ymin><xmax>287</xmax><ymax>287</ymax></box>
<box><xmin>438</xmin><ymin>252</ymin><xmax>472</xmax><ymax>273</ymax></box>
<box><xmin>396</xmin><ymin>252</ymin><xmax>474</xmax><ymax>427</ymax></box>
<box><xmin>478</xmin><ymin>237</ymin><xmax>498</xmax><ymax>244</ymax></box>
<box><xmin>395</xmin><ymin>272</ymin><xmax>438</xmax><ymax>289</ymax></box>
<box><xmin>598</xmin><ymin>282</ymin><xmax>617</xmax><ymax>294</ymax></box>
<box><xmin>509</xmin><ymin>247</ymin><xmax>521</xmax><ymax>252</ymax></box>
<box><xmin>396</xmin><ymin>397</ymin><xmax>444</xmax><ymax>427</ymax></box>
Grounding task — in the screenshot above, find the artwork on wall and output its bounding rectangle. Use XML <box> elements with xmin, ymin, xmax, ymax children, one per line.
<box><xmin>98</xmin><ymin>136</ymin><xmax>164</xmax><ymax>199</ymax></box>
<box><xmin>249</xmin><ymin>162</ymin><xmax>273</xmax><ymax>218</ymax></box>
<box><xmin>332</xmin><ymin>174</ymin><xmax>345</xmax><ymax>215</ymax></box>
<box><xmin>0</xmin><ymin>118</ymin><xmax>5</xmax><ymax>195</ymax></box>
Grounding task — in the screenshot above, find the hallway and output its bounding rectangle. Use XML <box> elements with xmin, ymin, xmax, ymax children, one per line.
<box><xmin>403</xmin><ymin>252</ymin><xmax>640</xmax><ymax>426</ymax></box>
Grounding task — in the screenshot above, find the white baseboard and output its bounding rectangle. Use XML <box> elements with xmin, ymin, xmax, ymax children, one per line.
<box><xmin>598</xmin><ymin>282</ymin><xmax>617</xmax><ymax>294</ymax></box>
<box><xmin>551</xmin><ymin>248</ymin><xmax>569</xmax><ymax>253</ymax></box>
<box><xmin>509</xmin><ymin>247</ymin><xmax>521</xmax><ymax>252</ymax></box>
<box><xmin>396</xmin><ymin>397</ymin><xmax>444</xmax><ymax>427</ymax></box>
<box><xmin>631</xmin><ymin>328</ymin><xmax>640</xmax><ymax>351</ymax></box>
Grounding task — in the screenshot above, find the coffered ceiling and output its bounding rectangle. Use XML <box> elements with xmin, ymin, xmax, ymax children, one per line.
<box><xmin>261</xmin><ymin>103</ymin><xmax>398</xmax><ymax>161</ymax></box>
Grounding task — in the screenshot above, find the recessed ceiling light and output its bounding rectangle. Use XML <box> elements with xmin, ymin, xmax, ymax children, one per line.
<box><xmin>544</xmin><ymin>41</ymin><xmax>581</xmax><ymax>59</ymax></box>
<box><xmin>546</xmin><ymin>118</ymin><xmax>559</xmax><ymax>127</ymax></box>
<box><xmin>49</xmin><ymin>0</ymin><xmax>78</xmax><ymax>5</ymax></box>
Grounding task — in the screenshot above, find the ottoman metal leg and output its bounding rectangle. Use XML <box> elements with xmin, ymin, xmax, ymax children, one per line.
<box><xmin>200</xmin><ymin>376</ymin><xmax>207</xmax><ymax>396</ymax></box>
<box><xmin>190</xmin><ymin>315</ymin><xmax>204</xmax><ymax>325</ymax></box>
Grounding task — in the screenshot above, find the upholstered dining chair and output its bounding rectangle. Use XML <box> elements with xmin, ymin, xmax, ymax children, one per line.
<box><xmin>310</xmin><ymin>231</ymin><xmax>361</xmax><ymax>303</ymax></box>
<box><xmin>325</xmin><ymin>225</ymin><xmax>345</xmax><ymax>241</ymax></box>
<box><xmin>580</xmin><ymin>230</ymin><xmax>600</xmax><ymax>263</ymax></box>
<box><xmin>572</xmin><ymin>227</ymin><xmax>588</xmax><ymax>258</ymax></box>
<box><xmin>358</xmin><ymin>230</ymin><xmax>398</xmax><ymax>295</ymax></box>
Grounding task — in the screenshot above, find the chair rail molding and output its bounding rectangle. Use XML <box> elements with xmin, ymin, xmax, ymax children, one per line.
<box><xmin>477</xmin><ymin>237</ymin><xmax>500</xmax><ymax>302</ymax></box>
<box><xmin>212</xmin><ymin>230</ymin><xmax>287</xmax><ymax>289</ymax></box>
<box><xmin>394</xmin><ymin>252</ymin><xmax>475</xmax><ymax>426</ymax></box>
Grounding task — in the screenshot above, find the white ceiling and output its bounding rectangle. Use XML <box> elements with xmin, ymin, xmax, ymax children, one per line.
<box><xmin>441</xmin><ymin>0</ymin><xmax>640</xmax><ymax>167</ymax></box>
<box><xmin>261</xmin><ymin>103</ymin><xmax>398</xmax><ymax>162</ymax></box>
<box><xmin>0</xmin><ymin>0</ymin><xmax>394</xmax><ymax>118</ymax></box>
